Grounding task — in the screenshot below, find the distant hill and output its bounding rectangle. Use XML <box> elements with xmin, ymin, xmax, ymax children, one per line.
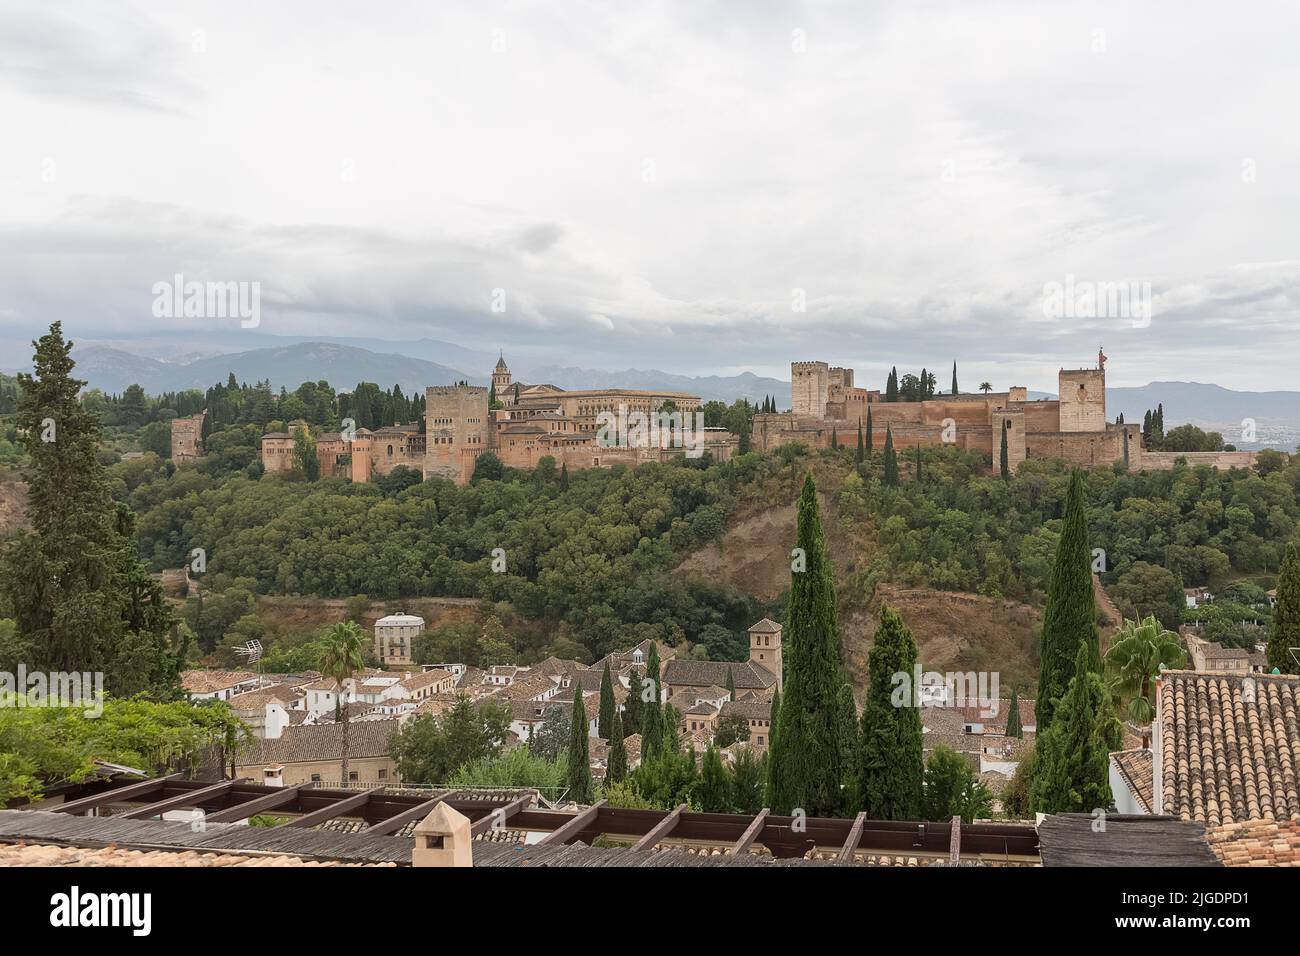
<box><xmin>517</xmin><ymin>365</ymin><xmax>790</xmax><ymax>405</ymax></box>
<box><xmin>68</xmin><ymin>342</ymin><xmax>483</xmax><ymax>395</ymax></box>
<box><xmin>1106</xmin><ymin>381</ymin><xmax>1300</xmax><ymax>450</ymax></box>
<box><xmin>1108</xmin><ymin>381</ymin><xmax>1300</xmax><ymax>426</ymax></box>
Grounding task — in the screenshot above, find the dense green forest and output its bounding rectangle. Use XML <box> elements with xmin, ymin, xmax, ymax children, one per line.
<box><xmin>101</xmin><ymin>431</ymin><xmax>1300</xmax><ymax>669</ymax></box>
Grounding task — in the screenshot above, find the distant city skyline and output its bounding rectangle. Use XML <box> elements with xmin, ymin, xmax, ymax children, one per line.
<box><xmin>3</xmin><ymin>1</ymin><xmax>1299</xmax><ymax>392</ymax></box>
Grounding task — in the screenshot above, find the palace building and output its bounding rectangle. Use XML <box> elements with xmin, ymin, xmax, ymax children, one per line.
<box><xmin>756</xmin><ymin>350</ymin><xmax>1257</xmax><ymax>473</ymax></box>
<box><xmin>261</xmin><ymin>355</ymin><xmax>735</xmax><ymax>486</ymax></box>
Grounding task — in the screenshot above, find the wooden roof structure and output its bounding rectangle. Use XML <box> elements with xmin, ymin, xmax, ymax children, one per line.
<box><xmin>15</xmin><ymin>776</ymin><xmax>1042</xmax><ymax>864</ymax></box>
<box><xmin>1037</xmin><ymin>814</ymin><xmax>1221</xmax><ymax>867</ymax></box>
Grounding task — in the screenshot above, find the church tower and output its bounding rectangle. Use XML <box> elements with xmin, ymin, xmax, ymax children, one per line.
<box><xmin>748</xmin><ymin>618</ymin><xmax>783</xmax><ymax>693</ymax></box>
<box><xmin>492</xmin><ymin>353</ymin><xmax>512</xmax><ymax>404</ymax></box>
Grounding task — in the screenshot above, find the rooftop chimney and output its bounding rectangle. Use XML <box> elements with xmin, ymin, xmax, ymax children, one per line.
<box><xmin>412</xmin><ymin>803</ymin><xmax>473</xmax><ymax>868</ymax></box>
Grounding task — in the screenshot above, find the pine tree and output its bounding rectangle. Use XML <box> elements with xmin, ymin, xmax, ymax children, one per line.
<box><xmin>951</xmin><ymin>361</ymin><xmax>958</xmax><ymax>396</ymax></box>
<box><xmin>598</xmin><ymin>660</ymin><xmax>616</xmax><ymax>740</ymax></box>
<box><xmin>1005</xmin><ymin>687</ymin><xmax>1022</xmax><ymax>738</ymax></box>
<box><xmin>766</xmin><ymin>475</ymin><xmax>849</xmax><ymax>816</ymax></box>
<box><xmin>883</xmin><ymin>426</ymin><xmax>898</xmax><ymax>485</ymax></box>
<box><xmin>999</xmin><ymin>422</ymin><xmax>1010</xmax><ymax>480</ymax></box>
<box><xmin>568</xmin><ymin>682</ymin><xmax>593</xmax><ymax>803</ymax></box>
<box><xmin>1031</xmin><ymin>644</ymin><xmax>1120</xmax><ymax>813</ymax></box>
<box><xmin>858</xmin><ymin>605</ymin><xmax>923</xmax><ymax>819</ymax></box>
<box><xmin>2</xmin><ymin>322</ymin><xmax>181</xmax><ymax>696</ymax></box>
<box><xmin>1036</xmin><ymin>471</ymin><xmax>1099</xmax><ymax>729</ymax></box>
<box><xmin>1267</xmin><ymin>542</ymin><xmax>1300</xmax><ymax>673</ymax></box>
<box><xmin>607</xmin><ymin>710</ymin><xmax>628</xmax><ymax>783</ymax></box>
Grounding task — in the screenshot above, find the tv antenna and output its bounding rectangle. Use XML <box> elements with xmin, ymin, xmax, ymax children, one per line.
<box><xmin>234</xmin><ymin>639</ymin><xmax>264</xmax><ymax>682</ymax></box>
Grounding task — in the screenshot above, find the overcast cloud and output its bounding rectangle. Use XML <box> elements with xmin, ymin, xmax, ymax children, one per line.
<box><xmin>1</xmin><ymin>0</ymin><xmax>1298</xmax><ymax>391</ymax></box>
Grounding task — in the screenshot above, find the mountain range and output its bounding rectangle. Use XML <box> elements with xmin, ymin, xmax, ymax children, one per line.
<box><xmin>66</xmin><ymin>343</ymin><xmax>482</xmax><ymax>396</ymax></box>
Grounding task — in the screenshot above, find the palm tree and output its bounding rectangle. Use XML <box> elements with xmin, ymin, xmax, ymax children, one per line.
<box><xmin>979</xmin><ymin>382</ymin><xmax>992</xmax><ymax>394</ymax></box>
<box><xmin>1103</xmin><ymin>616</ymin><xmax>1186</xmax><ymax>747</ymax></box>
<box><xmin>320</xmin><ymin>621</ymin><xmax>367</xmax><ymax>786</ymax></box>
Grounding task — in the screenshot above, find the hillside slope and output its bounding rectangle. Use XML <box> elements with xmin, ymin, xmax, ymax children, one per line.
<box><xmin>672</xmin><ymin>461</ymin><xmax>1042</xmax><ymax>694</ymax></box>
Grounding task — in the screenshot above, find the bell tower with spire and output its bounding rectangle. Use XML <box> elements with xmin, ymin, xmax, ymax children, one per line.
<box><xmin>492</xmin><ymin>353</ymin><xmax>512</xmax><ymax>405</ymax></box>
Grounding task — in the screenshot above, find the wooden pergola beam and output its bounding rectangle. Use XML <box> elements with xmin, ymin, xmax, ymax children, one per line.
<box><xmin>121</xmin><ymin>779</ymin><xmax>245</xmax><ymax>820</ymax></box>
<box><xmin>283</xmin><ymin>790</ymin><xmax>370</xmax><ymax>828</ymax></box>
<box><xmin>537</xmin><ymin>800</ymin><xmax>606</xmax><ymax>846</ymax></box>
<box><xmin>361</xmin><ymin>792</ymin><xmax>456</xmax><ymax>836</ymax></box>
<box><xmin>837</xmin><ymin>812</ymin><xmax>866</xmax><ymax>864</ymax></box>
<box><xmin>53</xmin><ymin>774</ymin><xmax>184</xmax><ymax>815</ymax></box>
<box><xmin>730</xmin><ymin>808</ymin><xmax>769</xmax><ymax>855</ymax></box>
<box><xmin>633</xmin><ymin>803</ymin><xmax>686</xmax><ymax>851</ymax></box>
<box><xmin>204</xmin><ymin>784</ymin><xmax>308</xmax><ymax>823</ymax></box>
<box><xmin>469</xmin><ymin>794</ymin><xmax>532</xmax><ymax>837</ymax></box>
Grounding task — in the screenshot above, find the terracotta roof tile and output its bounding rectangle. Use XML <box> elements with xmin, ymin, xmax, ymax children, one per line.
<box><xmin>1110</xmin><ymin>748</ymin><xmax>1154</xmax><ymax>813</ymax></box>
<box><xmin>1158</xmin><ymin>670</ymin><xmax>1300</xmax><ymax>827</ymax></box>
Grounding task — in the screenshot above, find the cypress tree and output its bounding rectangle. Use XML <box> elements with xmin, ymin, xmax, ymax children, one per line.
<box><xmin>568</xmin><ymin>681</ymin><xmax>593</xmax><ymax>803</ymax></box>
<box><xmin>662</xmin><ymin>704</ymin><xmax>682</xmax><ymax>755</ymax></box>
<box><xmin>623</xmin><ymin>668</ymin><xmax>645</xmax><ymax>736</ymax></box>
<box><xmin>559</xmin><ymin>461</ymin><xmax>569</xmax><ymax>491</ymax></box>
<box><xmin>765</xmin><ymin>475</ymin><xmax>849</xmax><ymax>816</ymax></box>
<box><xmin>914</xmin><ymin>445</ymin><xmax>922</xmax><ymax>483</ymax></box>
<box><xmin>598</xmin><ymin>660</ymin><xmax>616</xmax><ymax>740</ymax></box>
<box><xmin>858</xmin><ymin>605</ymin><xmax>924</xmax><ymax>819</ymax></box>
<box><xmin>837</xmin><ymin>683</ymin><xmax>860</xmax><ymax>810</ymax></box>
<box><xmin>641</xmin><ymin>642</ymin><xmax>664</xmax><ymax>757</ymax></box>
<box><xmin>607</xmin><ymin>710</ymin><xmax>628</xmax><ymax>783</ymax></box>
<box><xmin>831</xmin><ymin>427</ymin><xmax>838</xmax><ymax>450</ymax></box>
<box><xmin>856</xmin><ymin>419</ymin><xmax>864</xmax><ymax>466</ymax></box>
<box><xmin>1267</xmin><ymin>542</ymin><xmax>1300</xmax><ymax>672</ymax></box>
<box><xmin>1031</xmin><ymin>643</ymin><xmax>1119</xmax><ymax>813</ymax></box>
<box><xmin>886</xmin><ymin>368</ymin><xmax>899</xmax><ymax>403</ymax></box>
<box><xmin>999</xmin><ymin>422</ymin><xmax>1010</xmax><ymax>480</ymax></box>
<box><xmin>1036</xmin><ymin>471</ymin><xmax>1099</xmax><ymax>729</ymax></box>
<box><xmin>866</xmin><ymin>405</ymin><xmax>874</xmax><ymax>455</ymax></box>
<box><xmin>920</xmin><ymin>367</ymin><xmax>928</xmax><ymax>400</ymax></box>
<box><xmin>696</xmin><ymin>745</ymin><xmax>732</xmax><ymax>812</ymax></box>
<box><xmin>1005</xmin><ymin>687</ymin><xmax>1022</xmax><ymax>738</ymax></box>
<box><xmin>767</xmin><ymin>688</ymin><xmax>781</xmax><ymax>755</ymax></box>
<box><xmin>951</xmin><ymin>361</ymin><xmax>958</xmax><ymax>396</ymax></box>
<box><xmin>725</xmin><ymin>668</ymin><xmax>736</xmax><ymax>698</ymax></box>
<box><xmin>883</xmin><ymin>426</ymin><xmax>898</xmax><ymax>485</ymax></box>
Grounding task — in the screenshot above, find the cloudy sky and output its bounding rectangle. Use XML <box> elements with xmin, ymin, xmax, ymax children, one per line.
<box><xmin>2</xmin><ymin>0</ymin><xmax>1298</xmax><ymax>391</ymax></box>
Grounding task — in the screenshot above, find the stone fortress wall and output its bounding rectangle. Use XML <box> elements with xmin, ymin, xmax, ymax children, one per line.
<box><xmin>755</xmin><ymin>356</ymin><xmax>1257</xmax><ymax>474</ymax></box>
